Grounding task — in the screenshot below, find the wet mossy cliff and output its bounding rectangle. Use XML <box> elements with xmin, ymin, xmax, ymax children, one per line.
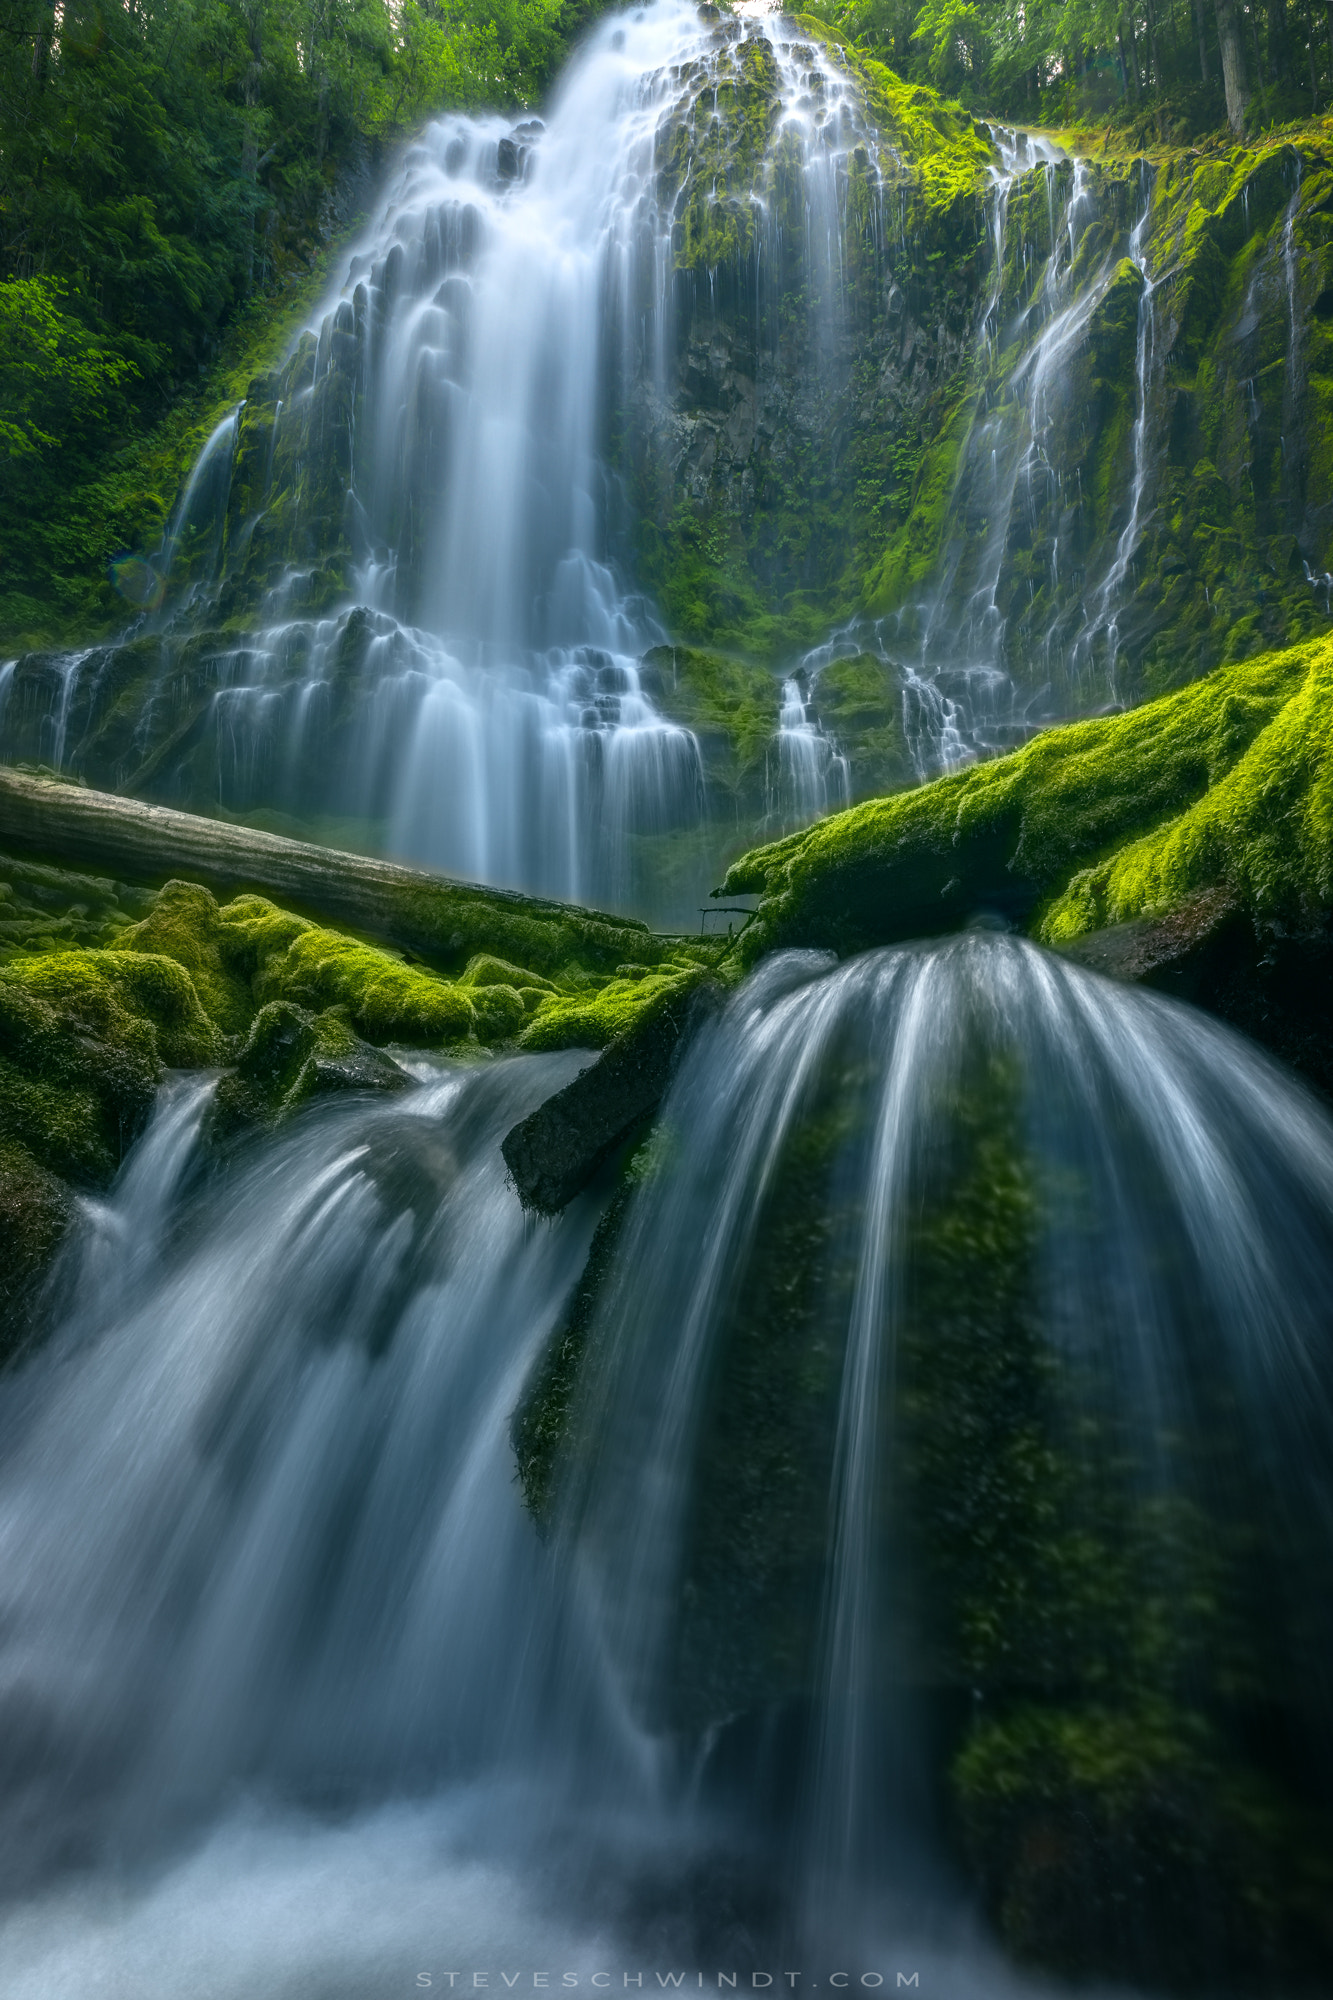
<box><xmin>723</xmin><ymin>626</ymin><xmax>1333</xmax><ymax>1090</ymax></box>
<box><xmin>9</xmin><ymin>37</ymin><xmax>1333</xmax><ymax>831</ymax></box>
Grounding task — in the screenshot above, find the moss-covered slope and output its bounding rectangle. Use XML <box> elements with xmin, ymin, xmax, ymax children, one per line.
<box><xmin>0</xmin><ymin>808</ymin><xmax>724</xmax><ymax>1360</ymax></box>
<box><xmin>721</xmin><ymin>634</ymin><xmax>1331</xmax><ymax>958</ymax></box>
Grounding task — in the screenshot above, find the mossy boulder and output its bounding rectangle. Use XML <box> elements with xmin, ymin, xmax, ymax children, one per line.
<box><xmin>0</xmin><ymin>1139</ymin><xmax>75</xmax><ymax>1363</ymax></box>
<box><xmin>721</xmin><ymin>636</ymin><xmax>1325</xmax><ymax>960</ymax></box>
<box><xmin>517</xmin><ymin>962</ymin><xmax>715</xmax><ymax>1054</ymax></box>
<box><xmin>503</xmin><ymin>971</ymin><xmax>722</xmax><ymax>1214</ymax></box>
<box><xmin>210</xmin><ymin>999</ymin><xmax>412</xmax><ymax>1138</ymax></box>
<box><xmin>954</xmin><ymin>1704</ymin><xmax>1333</xmax><ymax>1987</ymax></box>
<box><xmin>0</xmin><ymin>949</ymin><xmax>219</xmax><ymax>1188</ymax></box>
<box><xmin>1041</xmin><ymin>637</ymin><xmax>1333</xmax><ymax>942</ymax></box>
<box><xmin>809</xmin><ymin>653</ymin><xmax>915</xmax><ymax>800</ymax></box>
<box><xmin>0</xmin><ymin>850</ymin><xmax>154</xmax><ymax>958</ymax></box>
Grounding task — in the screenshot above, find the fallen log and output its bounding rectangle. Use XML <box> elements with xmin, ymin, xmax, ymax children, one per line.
<box><xmin>0</xmin><ymin>766</ymin><xmax>666</xmax><ymax>979</ymax></box>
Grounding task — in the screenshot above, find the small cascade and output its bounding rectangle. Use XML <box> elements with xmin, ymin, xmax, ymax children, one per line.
<box><xmin>558</xmin><ymin>934</ymin><xmax>1333</xmax><ymax>1960</ymax></box>
<box><xmin>765</xmin><ymin>675</ymin><xmax>850</xmax><ymax>829</ymax></box>
<box><xmin>1074</xmin><ymin>163</ymin><xmax>1160</xmax><ymax>689</ymax></box>
<box><xmin>157</xmin><ymin>406</ymin><xmax>242</xmax><ymax>595</ymax></box>
<box><xmin>2</xmin><ymin>940</ymin><xmax>1333</xmax><ymax>1982</ymax></box>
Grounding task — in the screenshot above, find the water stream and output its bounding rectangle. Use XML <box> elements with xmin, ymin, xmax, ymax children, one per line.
<box><xmin>2</xmin><ymin>936</ymin><xmax>1331</xmax><ymax>1988</ymax></box>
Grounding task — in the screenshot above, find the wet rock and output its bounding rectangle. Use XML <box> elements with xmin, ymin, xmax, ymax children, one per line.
<box><xmin>0</xmin><ymin>1140</ymin><xmax>75</xmax><ymax>1366</ymax></box>
<box><xmin>210</xmin><ymin>1000</ymin><xmax>412</xmax><ymax>1139</ymax></box>
<box><xmin>502</xmin><ymin>977</ymin><xmax>721</xmax><ymax>1214</ymax></box>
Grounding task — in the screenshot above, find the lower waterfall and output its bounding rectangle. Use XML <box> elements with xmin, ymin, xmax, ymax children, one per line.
<box><xmin>1</xmin><ymin>938</ymin><xmax>1331</xmax><ymax>1993</ymax></box>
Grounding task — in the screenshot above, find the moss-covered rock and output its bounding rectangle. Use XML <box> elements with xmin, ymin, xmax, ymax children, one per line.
<box><xmin>0</xmin><ymin>954</ymin><xmax>178</xmax><ymax>1187</ymax></box>
<box><xmin>210</xmin><ymin>999</ymin><xmax>412</xmax><ymax>1138</ymax></box>
<box><xmin>721</xmin><ymin>636</ymin><xmax>1324</xmax><ymax>959</ymax></box>
<box><xmin>1042</xmin><ymin>637</ymin><xmax>1333</xmax><ymax>940</ymax></box>
<box><xmin>0</xmin><ymin>849</ymin><xmax>155</xmax><ymax>959</ymax></box>
<box><xmin>503</xmin><ymin>972</ymin><xmax>721</xmax><ymax>1213</ymax></box>
<box><xmin>0</xmin><ymin>1138</ymin><xmax>75</xmax><ymax>1364</ymax></box>
<box><xmin>516</xmin><ymin>964</ymin><xmax>708</xmax><ymax>1054</ymax></box>
<box><xmin>954</xmin><ymin>1703</ymin><xmax>1333</xmax><ymax>1987</ymax></box>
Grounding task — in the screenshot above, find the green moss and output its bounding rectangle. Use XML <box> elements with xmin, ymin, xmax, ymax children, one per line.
<box><xmin>459</xmin><ymin>953</ymin><xmax>555</xmax><ymax>993</ymax></box>
<box><xmin>246</xmin><ymin>921</ymin><xmax>476</xmax><ymax>1046</ymax></box>
<box><xmin>518</xmin><ymin>965</ymin><xmax>709</xmax><ymax>1053</ymax></box>
<box><xmin>644</xmin><ymin>644</ymin><xmax>779</xmax><ymax>790</ymax></box>
<box><xmin>513</xmin><ymin>1142</ymin><xmax>653</xmax><ymax>1525</ymax></box>
<box><xmin>954</xmin><ymin>1703</ymin><xmax>1333</xmax><ymax>1984</ymax></box>
<box><xmin>209</xmin><ymin>999</ymin><xmax>411</xmax><ymax>1136</ymax></box>
<box><xmin>3</xmin><ymin>946</ymin><xmax>223</xmax><ymax>1071</ymax></box>
<box><xmin>0</xmin><ymin>850</ymin><xmax>154</xmax><ymax>958</ymax></box>
<box><xmin>810</xmin><ymin>652</ymin><xmax>914</xmax><ymax>799</ymax></box>
<box><xmin>1042</xmin><ymin>636</ymin><xmax>1333</xmax><ymax>940</ymax></box>
<box><xmin>722</xmin><ymin>637</ymin><xmax>1320</xmax><ymax>958</ymax></box>
<box><xmin>0</xmin><ymin>954</ymin><xmax>168</xmax><ymax>1186</ymax></box>
<box><xmin>0</xmin><ymin>1138</ymin><xmax>75</xmax><ymax>1362</ymax></box>
<box><xmin>119</xmin><ymin>879</ymin><xmax>257</xmax><ymax>1035</ymax></box>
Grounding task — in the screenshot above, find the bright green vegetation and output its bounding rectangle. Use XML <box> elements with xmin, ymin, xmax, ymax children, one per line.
<box><xmin>1043</xmin><ymin>640</ymin><xmax>1333</xmax><ymax>939</ymax></box>
<box><xmin>119</xmin><ymin>877</ymin><xmax>714</xmax><ymax>1055</ymax></box>
<box><xmin>625</xmin><ymin>38</ymin><xmax>1333</xmax><ymax>708</ymax></box>
<box><xmin>0</xmin><ymin>0</ymin><xmax>613</xmax><ymax>645</ymax></box>
<box><xmin>799</xmin><ymin>0</ymin><xmax>1323</xmax><ymax>139</ymax></box>
<box><xmin>721</xmin><ymin>634</ymin><xmax>1330</xmax><ymax>958</ymax></box>
<box><xmin>517</xmin><ymin>962</ymin><xmax>714</xmax><ymax>1052</ymax></box>
<box><xmin>0</xmin><ymin>843</ymin><xmax>723</xmax><ymax>1345</ymax></box>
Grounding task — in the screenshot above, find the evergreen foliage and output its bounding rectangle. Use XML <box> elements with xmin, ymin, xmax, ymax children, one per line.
<box><xmin>0</xmin><ymin>0</ymin><xmax>607</xmax><ymax>637</ymax></box>
<box><xmin>803</xmin><ymin>0</ymin><xmax>1330</xmax><ymax>138</ymax></box>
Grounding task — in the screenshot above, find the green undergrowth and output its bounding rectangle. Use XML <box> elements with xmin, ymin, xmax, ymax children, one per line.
<box><xmin>0</xmin><ymin>240</ymin><xmax>360</xmax><ymax>653</ymax></box>
<box><xmin>721</xmin><ymin>635</ymin><xmax>1331</xmax><ymax>958</ymax></box>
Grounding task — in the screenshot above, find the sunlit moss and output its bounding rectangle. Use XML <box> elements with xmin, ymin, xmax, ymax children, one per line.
<box><xmin>722</xmin><ymin>636</ymin><xmax>1322</xmax><ymax>958</ymax></box>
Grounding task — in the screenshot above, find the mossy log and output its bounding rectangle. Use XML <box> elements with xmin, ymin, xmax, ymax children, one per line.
<box><xmin>0</xmin><ymin>766</ymin><xmax>668</xmax><ymax>979</ymax></box>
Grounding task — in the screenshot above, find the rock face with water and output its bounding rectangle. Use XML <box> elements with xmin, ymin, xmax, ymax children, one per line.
<box><xmin>517</xmin><ymin>935</ymin><xmax>1333</xmax><ymax>1984</ymax></box>
<box><xmin>4</xmin><ymin>6</ymin><xmax>1332</xmax><ymax>912</ymax></box>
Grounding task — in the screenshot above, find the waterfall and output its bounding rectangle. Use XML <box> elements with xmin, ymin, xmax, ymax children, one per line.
<box><xmin>0</xmin><ymin>0</ymin><xmax>894</xmax><ymax>917</ymax></box>
<box><xmin>1</xmin><ymin>937</ymin><xmax>1331</xmax><ymax>1982</ymax></box>
<box><xmin>552</xmin><ymin>933</ymin><xmax>1333</xmax><ymax>1960</ymax></box>
<box><xmin>1074</xmin><ymin>164</ymin><xmax>1160</xmax><ymax>688</ymax></box>
<box><xmin>765</xmin><ymin>676</ymin><xmax>850</xmax><ymax>829</ymax></box>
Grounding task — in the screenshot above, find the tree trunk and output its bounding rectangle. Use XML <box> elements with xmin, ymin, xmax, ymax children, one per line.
<box><xmin>1120</xmin><ymin>19</ymin><xmax>1142</xmax><ymax>99</ymax></box>
<box><xmin>1268</xmin><ymin>0</ymin><xmax>1288</xmax><ymax>76</ymax></box>
<box><xmin>1145</xmin><ymin>0</ymin><xmax>1164</xmax><ymax>85</ymax></box>
<box><xmin>0</xmin><ymin>769</ymin><xmax>659</xmax><ymax>978</ymax></box>
<box><xmin>31</xmin><ymin>0</ymin><xmax>54</xmax><ymax>81</ymax></box>
<box><xmin>1196</xmin><ymin>0</ymin><xmax>1212</xmax><ymax>80</ymax></box>
<box><xmin>1215</xmin><ymin>0</ymin><xmax>1250</xmax><ymax>127</ymax></box>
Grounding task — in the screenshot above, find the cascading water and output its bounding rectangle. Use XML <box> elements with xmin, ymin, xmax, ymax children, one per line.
<box><xmin>765</xmin><ymin>676</ymin><xmax>850</xmax><ymax>829</ymax></box>
<box><xmin>1073</xmin><ymin>164</ymin><xmax>1159</xmax><ymax>688</ymax></box>
<box><xmin>5</xmin><ymin>932</ymin><xmax>1332</xmax><ymax>1989</ymax></box>
<box><xmin>0</xmin><ymin>0</ymin><xmax>901</xmax><ymax>911</ymax></box>
<box><xmin>552</xmin><ymin>934</ymin><xmax>1333</xmax><ymax>1972</ymax></box>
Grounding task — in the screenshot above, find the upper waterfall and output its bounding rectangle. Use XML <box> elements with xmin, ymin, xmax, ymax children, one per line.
<box><xmin>1</xmin><ymin>4</ymin><xmax>1329</xmax><ymax>920</ymax></box>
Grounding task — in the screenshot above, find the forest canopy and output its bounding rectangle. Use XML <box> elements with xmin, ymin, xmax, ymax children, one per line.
<box><xmin>803</xmin><ymin>0</ymin><xmax>1322</xmax><ymax>137</ymax></box>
